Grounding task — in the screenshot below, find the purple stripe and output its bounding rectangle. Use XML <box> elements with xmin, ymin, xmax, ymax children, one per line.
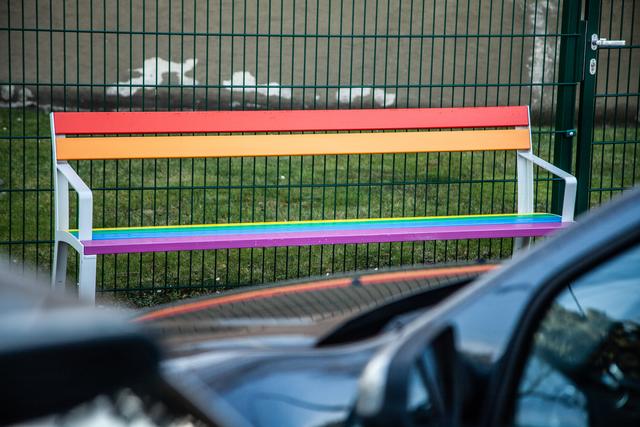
<box><xmin>82</xmin><ymin>222</ymin><xmax>567</xmax><ymax>255</ymax></box>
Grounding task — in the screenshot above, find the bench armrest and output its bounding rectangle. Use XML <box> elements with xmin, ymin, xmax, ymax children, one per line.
<box><xmin>57</xmin><ymin>163</ymin><xmax>93</xmax><ymax>240</ymax></box>
<box><xmin>517</xmin><ymin>151</ymin><xmax>577</xmax><ymax>222</ymax></box>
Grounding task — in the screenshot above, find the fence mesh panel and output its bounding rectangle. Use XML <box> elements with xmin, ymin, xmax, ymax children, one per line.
<box><xmin>1</xmin><ymin>0</ymin><xmax>636</xmax><ymax>303</ymax></box>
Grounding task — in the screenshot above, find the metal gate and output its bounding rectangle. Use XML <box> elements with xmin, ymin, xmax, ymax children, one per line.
<box><xmin>554</xmin><ymin>0</ymin><xmax>639</xmax><ymax>214</ymax></box>
<box><xmin>577</xmin><ymin>0</ymin><xmax>639</xmax><ymax>211</ymax></box>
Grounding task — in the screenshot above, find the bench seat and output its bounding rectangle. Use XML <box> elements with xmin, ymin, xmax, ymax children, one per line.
<box><xmin>73</xmin><ymin>213</ymin><xmax>564</xmax><ymax>255</ymax></box>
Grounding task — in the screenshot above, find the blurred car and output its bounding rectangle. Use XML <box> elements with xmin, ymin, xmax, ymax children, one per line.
<box><xmin>4</xmin><ymin>189</ymin><xmax>639</xmax><ymax>427</ymax></box>
<box><xmin>141</xmin><ymin>188</ymin><xmax>640</xmax><ymax>427</ymax></box>
<box><xmin>0</xmin><ymin>253</ymin><xmax>494</xmax><ymax>427</ymax></box>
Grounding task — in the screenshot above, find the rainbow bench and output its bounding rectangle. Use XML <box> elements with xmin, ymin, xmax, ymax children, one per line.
<box><xmin>50</xmin><ymin>106</ymin><xmax>576</xmax><ymax>302</ymax></box>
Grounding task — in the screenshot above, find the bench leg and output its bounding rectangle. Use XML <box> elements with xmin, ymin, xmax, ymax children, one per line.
<box><xmin>51</xmin><ymin>240</ymin><xmax>69</xmax><ymax>292</ymax></box>
<box><xmin>78</xmin><ymin>254</ymin><xmax>97</xmax><ymax>304</ymax></box>
<box><xmin>513</xmin><ymin>237</ymin><xmax>532</xmax><ymax>252</ymax></box>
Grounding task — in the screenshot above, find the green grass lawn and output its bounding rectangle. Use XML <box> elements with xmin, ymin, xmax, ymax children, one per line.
<box><xmin>1</xmin><ymin>108</ymin><xmax>638</xmax><ymax>306</ymax></box>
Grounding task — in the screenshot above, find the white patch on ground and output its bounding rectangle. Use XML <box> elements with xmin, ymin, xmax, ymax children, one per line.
<box><xmin>223</xmin><ymin>71</ymin><xmax>292</xmax><ymax>100</ymax></box>
<box><xmin>335</xmin><ymin>86</ymin><xmax>395</xmax><ymax>107</ymax></box>
<box><xmin>0</xmin><ymin>85</ymin><xmax>13</xmax><ymax>101</ymax></box>
<box><xmin>0</xmin><ymin>84</ymin><xmax>36</xmax><ymax>108</ymax></box>
<box><xmin>336</xmin><ymin>87</ymin><xmax>372</xmax><ymax>103</ymax></box>
<box><xmin>373</xmin><ymin>88</ymin><xmax>396</xmax><ymax>107</ymax></box>
<box><xmin>527</xmin><ymin>2</ymin><xmax>557</xmax><ymax>110</ymax></box>
<box><xmin>106</xmin><ymin>57</ymin><xmax>199</xmax><ymax>97</ymax></box>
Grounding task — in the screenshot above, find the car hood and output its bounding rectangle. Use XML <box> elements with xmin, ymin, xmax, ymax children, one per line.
<box><xmin>135</xmin><ymin>264</ymin><xmax>495</xmax><ymax>356</ymax></box>
<box><xmin>152</xmin><ymin>315</ymin><xmax>351</xmax><ymax>357</ymax></box>
<box><xmin>163</xmin><ymin>335</ymin><xmax>387</xmax><ymax>427</ymax></box>
<box><xmin>147</xmin><ymin>264</ymin><xmax>496</xmax><ymax>427</ymax></box>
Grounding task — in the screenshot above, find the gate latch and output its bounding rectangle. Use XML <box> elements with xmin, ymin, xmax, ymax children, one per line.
<box><xmin>591</xmin><ymin>34</ymin><xmax>626</xmax><ymax>50</ymax></box>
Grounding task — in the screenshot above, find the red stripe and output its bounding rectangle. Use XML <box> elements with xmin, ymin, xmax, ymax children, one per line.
<box><xmin>134</xmin><ymin>264</ymin><xmax>496</xmax><ymax>322</ymax></box>
<box><xmin>53</xmin><ymin>107</ymin><xmax>529</xmax><ymax>135</ymax></box>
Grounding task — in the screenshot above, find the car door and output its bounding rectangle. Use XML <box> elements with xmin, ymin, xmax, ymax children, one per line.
<box><xmin>499</xmin><ymin>241</ymin><xmax>640</xmax><ymax>426</ymax></box>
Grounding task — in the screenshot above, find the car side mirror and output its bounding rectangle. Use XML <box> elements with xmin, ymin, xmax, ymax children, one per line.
<box><xmin>355</xmin><ymin>325</ymin><xmax>462</xmax><ymax>427</ymax></box>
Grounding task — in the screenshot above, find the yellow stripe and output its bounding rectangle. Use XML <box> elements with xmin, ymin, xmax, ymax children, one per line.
<box><xmin>56</xmin><ymin>129</ymin><xmax>531</xmax><ymax>160</ymax></box>
<box><xmin>68</xmin><ymin>213</ymin><xmax>551</xmax><ymax>232</ymax></box>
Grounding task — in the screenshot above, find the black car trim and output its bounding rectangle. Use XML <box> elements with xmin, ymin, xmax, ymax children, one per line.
<box><xmin>317</xmin><ymin>277</ymin><xmax>473</xmax><ymax>346</ymax></box>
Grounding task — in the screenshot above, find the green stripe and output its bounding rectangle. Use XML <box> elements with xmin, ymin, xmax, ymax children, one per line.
<box><xmin>71</xmin><ymin>213</ymin><xmax>561</xmax><ymax>237</ymax></box>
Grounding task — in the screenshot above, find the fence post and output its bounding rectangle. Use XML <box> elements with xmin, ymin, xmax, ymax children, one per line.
<box><xmin>575</xmin><ymin>0</ymin><xmax>601</xmax><ymax>214</ymax></box>
<box><xmin>552</xmin><ymin>0</ymin><xmax>582</xmax><ymax>215</ymax></box>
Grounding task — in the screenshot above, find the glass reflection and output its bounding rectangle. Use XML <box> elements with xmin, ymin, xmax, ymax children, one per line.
<box><xmin>514</xmin><ymin>243</ymin><xmax>640</xmax><ymax>427</ymax></box>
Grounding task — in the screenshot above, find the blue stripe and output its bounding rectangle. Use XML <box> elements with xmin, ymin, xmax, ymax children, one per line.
<box><xmin>76</xmin><ymin>215</ymin><xmax>562</xmax><ymax>241</ymax></box>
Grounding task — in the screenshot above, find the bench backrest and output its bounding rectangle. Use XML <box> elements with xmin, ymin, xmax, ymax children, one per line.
<box><xmin>51</xmin><ymin>106</ymin><xmax>531</xmax><ymax>161</ymax></box>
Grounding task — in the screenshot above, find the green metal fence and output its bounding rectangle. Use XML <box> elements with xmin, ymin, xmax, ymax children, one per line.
<box><xmin>0</xmin><ymin>0</ymin><xmax>638</xmax><ymax>304</ymax></box>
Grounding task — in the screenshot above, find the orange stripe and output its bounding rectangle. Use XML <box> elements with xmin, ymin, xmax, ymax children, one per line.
<box><xmin>134</xmin><ymin>278</ymin><xmax>352</xmax><ymax>322</ymax></box>
<box><xmin>57</xmin><ymin>130</ymin><xmax>531</xmax><ymax>160</ymax></box>
<box><xmin>359</xmin><ymin>264</ymin><xmax>496</xmax><ymax>285</ymax></box>
<box><xmin>134</xmin><ymin>264</ymin><xmax>497</xmax><ymax>322</ymax></box>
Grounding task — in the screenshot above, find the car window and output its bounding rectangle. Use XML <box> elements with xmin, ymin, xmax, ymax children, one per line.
<box><xmin>406</xmin><ymin>363</ymin><xmax>433</xmax><ymax>424</ymax></box>
<box><xmin>403</xmin><ymin>332</ymin><xmax>456</xmax><ymax>427</ymax></box>
<box><xmin>512</xmin><ymin>243</ymin><xmax>640</xmax><ymax>427</ymax></box>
